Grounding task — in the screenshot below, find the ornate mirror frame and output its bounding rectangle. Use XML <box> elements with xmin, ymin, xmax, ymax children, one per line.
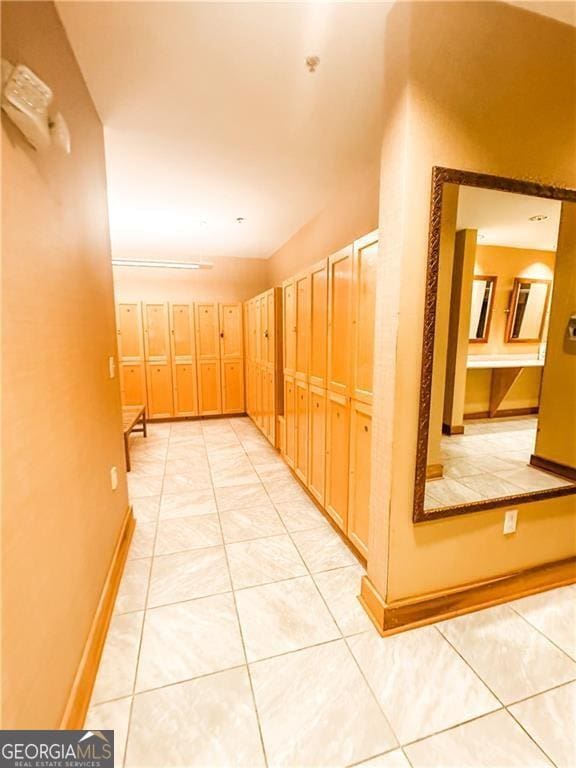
<box><xmin>505</xmin><ymin>277</ymin><xmax>552</xmax><ymax>343</ymax></box>
<box><xmin>413</xmin><ymin>167</ymin><xmax>576</xmax><ymax>523</ymax></box>
<box><xmin>469</xmin><ymin>275</ymin><xmax>498</xmax><ymax>344</ymax></box>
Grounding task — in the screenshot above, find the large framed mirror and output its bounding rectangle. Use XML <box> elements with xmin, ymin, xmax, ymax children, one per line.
<box><xmin>414</xmin><ymin>167</ymin><xmax>576</xmax><ymax>522</ymax></box>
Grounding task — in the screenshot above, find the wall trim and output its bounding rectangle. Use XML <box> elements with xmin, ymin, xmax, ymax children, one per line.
<box><xmin>530</xmin><ymin>454</ymin><xmax>576</xmax><ymax>483</ymax></box>
<box><xmin>360</xmin><ymin>556</ymin><xmax>576</xmax><ymax>636</ymax></box>
<box><xmin>464</xmin><ymin>407</ymin><xmax>539</xmax><ymax>420</ymax></box>
<box><xmin>442</xmin><ymin>422</ymin><xmax>464</xmax><ymax>435</ymax></box>
<box><xmin>59</xmin><ymin>506</ymin><xmax>135</xmax><ymax>729</ymax></box>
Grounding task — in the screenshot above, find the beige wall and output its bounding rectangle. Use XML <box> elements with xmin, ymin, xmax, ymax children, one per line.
<box><xmin>367</xmin><ymin>1</ymin><xmax>576</xmax><ymax>605</ymax></box>
<box><xmin>2</xmin><ymin>2</ymin><xmax>128</xmax><ymax>727</ymax></box>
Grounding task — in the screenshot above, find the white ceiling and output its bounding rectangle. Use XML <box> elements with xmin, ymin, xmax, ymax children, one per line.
<box><xmin>57</xmin><ymin>2</ymin><xmax>391</xmax><ymax>260</ymax></box>
<box><xmin>457</xmin><ymin>186</ymin><xmax>561</xmax><ymax>251</ymax></box>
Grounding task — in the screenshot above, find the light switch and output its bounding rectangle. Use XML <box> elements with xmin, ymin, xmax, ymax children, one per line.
<box><xmin>503</xmin><ymin>509</ymin><xmax>518</xmax><ymax>535</ymax></box>
<box><xmin>108</xmin><ymin>356</ymin><xmax>116</xmax><ymax>379</ymax></box>
<box><xmin>110</xmin><ymin>466</ymin><xmax>118</xmax><ymax>491</ymax></box>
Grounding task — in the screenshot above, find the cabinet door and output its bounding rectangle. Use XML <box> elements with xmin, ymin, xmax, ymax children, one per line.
<box><xmin>255</xmin><ymin>365</ymin><xmax>263</xmax><ymax>428</ymax></box>
<box><xmin>119</xmin><ymin>362</ymin><xmax>147</xmax><ymax>407</ymax></box>
<box><xmin>222</xmin><ymin>359</ymin><xmax>245</xmax><ymax>414</ymax></box>
<box><xmin>266</xmin><ymin>369</ymin><xmax>276</xmax><ymax>445</ymax></box>
<box><xmin>116</xmin><ymin>302</ymin><xmax>143</xmax><ymax>360</ymax></box>
<box><xmin>325</xmin><ymin>392</ymin><xmax>350</xmax><ymax>531</ymax></box>
<box><xmin>197</xmin><ymin>360</ymin><xmax>222</xmax><ymax>415</ymax></box>
<box><xmin>195</xmin><ymin>303</ymin><xmax>220</xmax><ymax>359</ymax></box>
<box><xmin>283</xmin><ymin>279</ymin><xmax>296</xmax><ymax>374</ymax></box>
<box><xmin>146</xmin><ymin>362</ymin><xmax>174</xmax><ymax>418</ymax></box>
<box><xmin>266</xmin><ymin>290</ymin><xmax>276</xmax><ymax>366</ymax></box>
<box><xmin>348</xmin><ymin>400</ymin><xmax>372</xmax><ymax>558</ymax></box>
<box><xmin>170</xmin><ymin>303</ymin><xmax>195</xmax><ymax>358</ymax></box>
<box><xmin>219</xmin><ymin>303</ymin><xmax>243</xmax><ymax>359</ymax></box>
<box><xmin>283</xmin><ymin>375</ymin><xmax>296</xmax><ymax>469</ymax></box>
<box><xmin>261</xmin><ymin>365</ymin><xmax>270</xmax><ymax>437</ymax></box>
<box><xmin>143</xmin><ymin>303</ymin><xmax>170</xmax><ymax>359</ymax></box>
<box><xmin>309</xmin><ymin>260</ymin><xmax>328</xmax><ymax>388</ymax></box>
<box><xmin>295</xmin><ymin>272</ymin><xmax>309</xmax><ymax>381</ymax></box>
<box><xmin>308</xmin><ymin>385</ymin><xmax>327</xmax><ymax>506</ymax></box>
<box><xmin>295</xmin><ymin>379</ymin><xmax>309</xmax><ymax>484</ymax></box>
<box><xmin>352</xmin><ymin>232</ymin><xmax>378</xmax><ymax>404</ymax></box>
<box><xmin>327</xmin><ymin>246</ymin><xmax>353</xmax><ymax>395</ymax></box>
<box><xmin>172</xmin><ymin>362</ymin><xmax>198</xmax><ymax>417</ymax></box>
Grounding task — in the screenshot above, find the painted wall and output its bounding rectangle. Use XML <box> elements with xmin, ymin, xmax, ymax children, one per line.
<box><xmin>367</xmin><ymin>1</ymin><xmax>576</xmax><ymax>605</ymax></box>
<box><xmin>2</xmin><ymin>2</ymin><xmax>128</xmax><ymax>727</ymax></box>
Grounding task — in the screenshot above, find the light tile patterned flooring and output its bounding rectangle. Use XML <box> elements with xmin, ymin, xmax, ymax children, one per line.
<box><xmin>87</xmin><ymin>417</ymin><xmax>576</xmax><ymax>768</ymax></box>
<box><xmin>425</xmin><ymin>417</ymin><xmax>575</xmax><ymax>510</ymax></box>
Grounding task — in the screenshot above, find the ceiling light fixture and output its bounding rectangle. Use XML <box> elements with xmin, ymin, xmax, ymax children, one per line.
<box><xmin>529</xmin><ymin>214</ymin><xmax>549</xmax><ymax>222</ymax></box>
<box><xmin>306</xmin><ymin>56</ymin><xmax>320</xmax><ymax>73</ymax></box>
<box><xmin>236</xmin><ymin>217</ymin><xmax>245</xmax><ymax>224</ymax></box>
<box><xmin>111</xmin><ymin>259</ymin><xmax>213</xmax><ymax>270</ymax></box>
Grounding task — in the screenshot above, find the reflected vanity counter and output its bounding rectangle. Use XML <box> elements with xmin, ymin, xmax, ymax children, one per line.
<box><xmin>466</xmin><ymin>356</ymin><xmax>544</xmax><ymax>418</ymax></box>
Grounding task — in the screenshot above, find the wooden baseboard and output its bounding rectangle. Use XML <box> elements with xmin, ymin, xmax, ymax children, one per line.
<box><xmin>442</xmin><ymin>422</ymin><xmax>464</xmax><ymax>435</ymax></box>
<box><xmin>464</xmin><ymin>407</ymin><xmax>538</xmax><ymax>420</ymax></box>
<box><xmin>360</xmin><ymin>556</ymin><xmax>576</xmax><ymax>637</ymax></box>
<box><xmin>530</xmin><ymin>454</ymin><xmax>576</xmax><ymax>483</ymax></box>
<box><xmin>426</xmin><ymin>463</ymin><xmax>444</xmax><ymax>479</ymax></box>
<box><xmin>59</xmin><ymin>506</ymin><xmax>135</xmax><ymax>729</ymax></box>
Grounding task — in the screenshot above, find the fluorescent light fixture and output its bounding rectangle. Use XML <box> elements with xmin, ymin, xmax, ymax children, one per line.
<box><xmin>111</xmin><ymin>259</ymin><xmax>213</xmax><ymax>270</ymax></box>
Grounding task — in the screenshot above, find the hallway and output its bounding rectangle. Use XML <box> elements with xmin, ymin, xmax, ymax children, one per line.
<box><xmin>87</xmin><ymin>418</ymin><xmax>576</xmax><ymax>768</ymax></box>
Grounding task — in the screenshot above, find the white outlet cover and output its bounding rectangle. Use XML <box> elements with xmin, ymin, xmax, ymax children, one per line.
<box><xmin>108</xmin><ymin>356</ymin><xmax>116</xmax><ymax>379</ymax></box>
<box><xmin>110</xmin><ymin>466</ymin><xmax>118</xmax><ymax>491</ymax></box>
<box><xmin>503</xmin><ymin>509</ymin><xmax>518</xmax><ymax>535</ymax></box>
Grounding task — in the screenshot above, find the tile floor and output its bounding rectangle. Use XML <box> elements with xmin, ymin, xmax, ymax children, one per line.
<box><xmin>425</xmin><ymin>417</ymin><xmax>575</xmax><ymax>510</ymax></box>
<box><xmin>86</xmin><ymin>416</ymin><xmax>576</xmax><ymax>768</ymax></box>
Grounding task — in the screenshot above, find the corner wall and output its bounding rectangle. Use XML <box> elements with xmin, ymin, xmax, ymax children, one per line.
<box><xmin>2</xmin><ymin>1</ymin><xmax>129</xmax><ymax>727</ymax></box>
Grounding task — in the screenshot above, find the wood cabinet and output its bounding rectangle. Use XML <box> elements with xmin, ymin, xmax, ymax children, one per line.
<box><xmin>195</xmin><ymin>303</ymin><xmax>220</xmax><ymax>359</ymax></box>
<box><xmin>283</xmin><ymin>278</ymin><xmax>296</xmax><ymax>375</ymax></box>
<box><xmin>325</xmin><ymin>392</ymin><xmax>350</xmax><ymax>531</ymax></box>
<box><xmin>351</xmin><ymin>231</ymin><xmax>378</xmax><ymax>404</ymax></box>
<box><xmin>327</xmin><ymin>246</ymin><xmax>353</xmax><ymax>395</ymax></box>
<box><xmin>170</xmin><ymin>303</ymin><xmax>195</xmax><ymax>358</ymax></box>
<box><xmin>143</xmin><ymin>303</ymin><xmax>171</xmax><ymax>359</ymax></box>
<box><xmin>283</xmin><ymin>375</ymin><xmax>296</xmax><ymax>469</ymax></box>
<box><xmin>309</xmin><ymin>260</ymin><xmax>328</xmax><ymax>388</ymax></box>
<box><xmin>219</xmin><ymin>303</ymin><xmax>243</xmax><ymax>359</ymax></box>
<box><xmin>308</xmin><ymin>385</ymin><xmax>326</xmax><ymax>505</ymax></box>
<box><xmin>119</xmin><ymin>362</ymin><xmax>147</xmax><ymax>407</ymax></box>
<box><xmin>170</xmin><ymin>303</ymin><xmax>198</xmax><ymax>417</ymax></box>
<box><xmin>295</xmin><ymin>379</ymin><xmax>309</xmax><ymax>483</ymax></box>
<box><xmin>172</xmin><ymin>362</ymin><xmax>198</xmax><ymax>417</ymax></box>
<box><xmin>348</xmin><ymin>400</ymin><xmax>372</xmax><ymax>558</ymax></box>
<box><xmin>197</xmin><ymin>360</ymin><xmax>222</xmax><ymax>415</ymax></box>
<box><xmin>222</xmin><ymin>359</ymin><xmax>244</xmax><ymax>414</ymax></box>
<box><xmin>117</xmin><ymin>302</ymin><xmax>144</xmax><ymax>360</ymax></box>
<box><xmin>295</xmin><ymin>271</ymin><xmax>309</xmax><ymax>381</ymax></box>
<box><xmin>143</xmin><ymin>303</ymin><xmax>173</xmax><ymax>417</ymax></box>
<box><xmin>146</xmin><ymin>362</ymin><xmax>174</xmax><ymax>419</ymax></box>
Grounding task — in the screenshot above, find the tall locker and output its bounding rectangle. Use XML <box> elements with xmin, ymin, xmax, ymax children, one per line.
<box><xmin>116</xmin><ymin>302</ymin><xmax>147</xmax><ymax>407</ymax></box>
<box><xmin>170</xmin><ymin>303</ymin><xmax>198</xmax><ymax>417</ymax></box>
<box><xmin>351</xmin><ymin>231</ymin><xmax>378</xmax><ymax>404</ymax></box>
<box><xmin>294</xmin><ymin>272</ymin><xmax>309</xmax><ymax>382</ymax></box>
<box><xmin>283</xmin><ymin>375</ymin><xmax>296</xmax><ymax>469</ymax></box>
<box><xmin>348</xmin><ymin>400</ymin><xmax>372</xmax><ymax>558</ymax></box>
<box><xmin>265</xmin><ymin>289</ymin><xmax>276</xmax><ymax>367</ymax></box>
<box><xmin>197</xmin><ymin>360</ymin><xmax>222</xmax><ymax>415</ymax></box>
<box><xmin>308</xmin><ymin>385</ymin><xmax>327</xmax><ymax>506</ymax></box>
<box><xmin>219</xmin><ymin>302</ymin><xmax>244</xmax><ymax>414</ymax></box>
<box><xmin>283</xmin><ymin>278</ymin><xmax>296</xmax><ymax>375</ymax></box>
<box><xmin>327</xmin><ymin>246</ymin><xmax>353</xmax><ymax>396</ymax></box>
<box><xmin>222</xmin><ymin>360</ymin><xmax>244</xmax><ymax>414</ymax></box>
<box><xmin>146</xmin><ymin>362</ymin><xmax>174</xmax><ymax>419</ymax></box>
<box><xmin>195</xmin><ymin>303</ymin><xmax>221</xmax><ymax>415</ymax></box>
<box><xmin>309</xmin><ymin>260</ymin><xmax>328</xmax><ymax>388</ymax></box>
<box><xmin>325</xmin><ymin>391</ymin><xmax>350</xmax><ymax>531</ymax></box>
<box><xmin>119</xmin><ymin>362</ymin><xmax>147</xmax><ymax>408</ymax></box>
<box><xmin>143</xmin><ymin>303</ymin><xmax>173</xmax><ymax>418</ymax></box>
<box><xmin>294</xmin><ymin>379</ymin><xmax>309</xmax><ymax>484</ymax></box>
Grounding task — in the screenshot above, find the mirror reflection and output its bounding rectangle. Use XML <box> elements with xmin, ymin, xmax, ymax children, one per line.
<box><xmin>424</xmin><ymin>183</ymin><xmax>576</xmax><ymax>513</ymax></box>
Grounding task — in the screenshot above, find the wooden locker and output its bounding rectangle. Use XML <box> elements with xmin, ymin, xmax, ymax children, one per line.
<box><xmin>294</xmin><ymin>272</ymin><xmax>310</xmax><ymax>381</ymax></box>
<box><xmin>197</xmin><ymin>360</ymin><xmax>222</xmax><ymax>415</ymax></box>
<box><xmin>116</xmin><ymin>302</ymin><xmax>144</xmax><ymax>360</ymax></box>
<box><xmin>172</xmin><ymin>362</ymin><xmax>198</xmax><ymax>417</ymax></box>
<box><xmin>195</xmin><ymin>303</ymin><xmax>220</xmax><ymax>359</ymax></box>
<box><xmin>119</xmin><ymin>362</ymin><xmax>147</xmax><ymax>407</ymax></box>
<box><xmin>255</xmin><ymin>364</ymin><xmax>263</xmax><ymax>428</ymax></box>
<box><xmin>146</xmin><ymin>362</ymin><xmax>174</xmax><ymax>418</ymax></box>
<box><xmin>222</xmin><ymin>359</ymin><xmax>245</xmax><ymax>414</ymax></box>
<box><xmin>351</xmin><ymin>231</ymin><xmax>378</xmax><ymax>404</ymax></box>
<box><xmin>325</xmin><ymin>392</ymin><xmax>350</xmax><ymax>531</ymax></box>
<box><xmin>262</xmin><ymin>366</ymin><xmax>271</xmax><ymax>437</ymax></box>
<box><xmin>283</xmin><ymin>375</ymin><xmax>296</xmax><ymax>469</ymax></box>
<box><xmin>294</xmin><ymin>379</ymin><xmax>309</xmax><ymax>484</ymax></box>
<box><xmin>283</xmin><ymin>278</ymin><xmax>296</xmax><ymax>374</ymax></box>
<box><xmin>143</xmin><ymin>303</ymin><xmax>170</xmax><ymax>359</ymax></box>
<box><xmin>266</xmin><ymin>369</ymin><xmax>276</xmax><ymax>444</ymax></box>
<box><xmin>170</xmin><ymin>303</ymin><xmax>196</xmax><ymax>358</ymax></box>
<box><xmin>266</xmin><ymin>289</ymin><xmax>276</xmax><ymax>367</ymax></box>
<box><xmin>348</xmin><ymin>400</ymin><xmax>372</xmax><ymax>558</ymax></box>
<box><xmin>256</xmin><ymin>295</ymin><xmax>266</xmax><ymax>364</ymax></box>
<box><xmin>170</xmin><ymin>303</ymin><xmax>198</xmax><ymax>417</ymax></box>
<box><xmin>327</xmin><ymin>246</ymin><xmax>353</xmax><ymax>395</ymax></box>
<box><xmin>219</xmin><ymin>303</ymin><xmax>243</xmax><ymax>359</ymax></box>
<box><xmin>308</xmin><ymin>385</ymin><xmax>327</xmax><ymax>506</ymax></box>
<box><xmin>309</xmin><ymin>260</ymin><xmax>328</xmax><ymax>388</ymax></box>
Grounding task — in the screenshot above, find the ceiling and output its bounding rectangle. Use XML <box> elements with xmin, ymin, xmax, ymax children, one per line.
<box><xmin>56</xmin><ymin>2</ymin><xmax>391</xmax><ymax>261</ymax></box>
<box><xmin>457</xmin><ymin>186</ymin><xmax>561</xmax><ymax>251</ymax></box>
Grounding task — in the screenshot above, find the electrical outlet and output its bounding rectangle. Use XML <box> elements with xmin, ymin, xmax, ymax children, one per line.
<box><xmin>108</xmin><ymin>356</ymin><xmax>116</xmax><ymax>379</ymax></box>
<box><xmin>503</xmin><ymin>509</ymin><xmax>518</xmax><ymax>535</ymax></box>
<box><xmin>110</xmin><ymin>466</ymin><xmax>118</xmax><ymax>491</ymax></box>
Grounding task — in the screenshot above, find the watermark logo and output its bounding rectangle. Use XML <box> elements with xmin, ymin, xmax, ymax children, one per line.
<box><xmin>0</xmin><ymin>730</ymin><xmax>114</xmax><ymax>768</ymax></box>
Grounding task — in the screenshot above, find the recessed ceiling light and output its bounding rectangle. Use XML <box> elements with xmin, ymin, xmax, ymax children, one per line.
<box><xmin>305</xmin><ymin>56</ymin><xmax>320</xmax><ymax>73</ymax></box>
<box><xmin>529</xmin><ymin>214</ymin><xmax>549</xmax><ymax>222</ymax></box>
<box><xmin>236</xmin><ymin>217</ymin><xmax>245</xmax><ymax>224</ymax></box>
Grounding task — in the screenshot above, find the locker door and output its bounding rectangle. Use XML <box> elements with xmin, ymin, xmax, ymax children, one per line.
<box><xmin>116</xmin><ymin>302</ymin><xmax>143</xmax><ymax>360</ymax></box>
<box><xmin>308</xmin><ymin>385</ymin><xmax>327</xmax><ymax>506</ymax></box>
<box><xmin>351</xmin><ymin>231</ymin><xmax>378</xmax><ymax>404</ymax></box>
<box><xmin>266</xmin><ymin>369</ymin><xmax>276</xmax><ymax>445</ymax></box>
<box><xmin>283</xmin><ymin>279</ymin><xmax>296</xmax><ymax>374</ymax></box>
<box><xmin>222</xmin><ymin>359</ymin><xmax>245</xmax><ymax>414</ymax></box>
<box><xmin>197</xmin><ymin>360</ymin><xmax>222</xmax><ymax>415</ymax></box>
<box><xmin>170</xmin><ymin>304</ymin><xmax>195</xmax><ymax>358</ymax></box>
<box><xmin>294</xmin><ymin>272</ymin><xmax>309</xmax><ymax>381</ymax></box>
<box><xmin>295</xmin><ymin>379</ymin><xmax>309</xmax><ymax>484</ymax></box>
<box><xmin>261</xmin><ymin>366</ymin><xmax>271</xmax><ymax>437</ymax></box>
<box><xmin>327</xmin><ymin>246</ymin><xmax>353</xmax><ymax>395</ymax></box>
<box><xmin>195</xmin><ymin>303</ymin><xmax>220</xmax><ymax>359</ymax></box>
<box><xmin>325</xmin><ymin>392</ymin><xmax>350</xmax><ymax>531</ymax></box>
<box><xmin>146</xmin><ymin>363</ymin><xmax>174</xmax><ymax>418</ymax></box>
<box><xmin>172</xmin><ymin>363</ymin><xmax>198</xmax><ymax>417</ymax></box>
<box><xmin>348</xmin><ymin>400</ymin><xmax>372</xmax><ymax>558</ymax></box>
<box><xmin>119</xmin><ymin>362</ymin><xmax>147</xmax><ymax>407</ymax></box>
<box><xmin>170</xmin><ymin>304</ymin><xmax>198</xmax><ymax>417</ymax></box>
<box><xmin>309</xmin><ymin>260</ymin><xmax>328</xmax><ymax>388</ymax></box>
<box><xmin>256</xmin><ymin>296</ymin><xmax>265</xmax><ymax>364</ymax></box>
<box><xmin>283</xmin><ymin>375</ymin><xmax>296</xmax><ymax>469</ymax></box>
<box><xmin>266</xmin><ymin>289</ymin><xmax>276</xmax><ymax>366</ymax></box>
<box><xmin>143</xmin><ymin>303</ymin><xmax>170</xmax><ymax>359</ymax></box>
<box><xmin>219</xmin><ymin>303</ymin><xmax>243</xmax><ymax>359</ymax></box>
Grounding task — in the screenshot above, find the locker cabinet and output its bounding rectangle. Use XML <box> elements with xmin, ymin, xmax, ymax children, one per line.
<box><xmin>325</xmin><ymin>392</ymin><xmax>350</xmax><ymax>531</ymax></box>
<box><xmin>119</xmin><ymin>362</ymin><xmax>147</xmax><ymax>407</ymax></box>
<box><xmin>265</xmin><ymin>368</ymin><xmax>276</xmax><ymax>444</ymax></box>
<box><xmin>170</xmin><ymin>303</ymin><xmax>195</xmax><ymax>358</ymax></box>
<box><xmin>309</xmin><ymin>260</ymin><xmax>328</xmax><ymax>388</ymax></box>
<box><xmin>146</xmin><ymin>363</ymin><xmax>174</xmax><ymax>419</ymax></box>
<box><xmin>219</xmin><ymin>303</ymin><xmax>243</xmax><ymax>359</ymax></box>
<box><xmin>116</xmin><ymin>302</ymin><xmax>144</xmax><ymax>360</ymax></box>
<box><xmin>170</xmin><ymin>304</ymin><xmax>198</xmax><ymax>417</ymax></box>
<box><xmin>327</xmin><ymin>246</ymin><xmax>353</xmax><ymax>396</ymax></box>
<box><xmin>222</xmin><ymin>359</ymin><xmax>244</xmax><ymax>414</ymax></box>
<box><xmin>294</xmin><ymin>272</ymin><xmax>309</xmax><ymax>381</ymax></box>
<box><xmin>348</xmin><ymin>400</ymin><xmax>372</xmax><ymax>558</ymax></box>
<box><xmin>351</xmin><ymin>231</ymin><xmax>378</xmax><ymax>404</ymax></box>
<box><xmin>197</xmin><ymin>360</ymin><xmax>222</xmax><ymax>415</ymax></box>
<box><xmin>308</xmin><ymin>385</ymin><xmax>327</xmax><ymax>506</ymax></box>
<box><xmin>283</xmin><ymin>278</ymin><xmax>296</xmax><ymax>374</ymax></box>
<box><xmin>283</xmin><ymin>375</ymin><xmax>296</xmax><ymax>469</ymax></box>
<box><xmin>266</xmin><ymin>290</ymin><xmax>276</xmax><ymax>366</ymax></box>
<box><xmin>294</xmin><ymin>379</ymin><xmax>309</xmax><ymax>484</ymax></box>
<box><xmin>195</xmin><ymin>303</ymin><xmax>220</xmax><ymax>359</ymax></box>
<box><xmin>143</xmin><ymin>303</ymin><xmax>170</xmax><ymax>359</ymax></box>
<box><xmin>172</xmin><ymin>363</ymin><xmax>198</xmax><ymax>417</ymax></box>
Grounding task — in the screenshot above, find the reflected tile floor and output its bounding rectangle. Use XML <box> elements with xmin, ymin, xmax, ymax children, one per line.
<box><xmin>89</xmin><ymin>417</ymin><xmax>576</xmax><ymax>768</ymax></box>
<box><xmin>425</xmin><ymin>416</ymin><xmax>575</xmax><ymax>510</ymax></box>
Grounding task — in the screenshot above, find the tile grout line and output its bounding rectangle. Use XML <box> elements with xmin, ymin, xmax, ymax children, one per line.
<box><xmin>507</xmin><ymin>600</ymin><xmax>576</xmax><ymax>665</ymax></box>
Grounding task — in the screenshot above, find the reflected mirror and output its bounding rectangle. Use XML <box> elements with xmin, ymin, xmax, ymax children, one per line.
<box><xmin>414</xmin><ymin>168</ymin><xmax>576</xmax><ymax>522</ymax></box>
<box><xmin>469</xmin><ymin>276</ymin><xmax>497</xmax><ymax>343</ymax></box>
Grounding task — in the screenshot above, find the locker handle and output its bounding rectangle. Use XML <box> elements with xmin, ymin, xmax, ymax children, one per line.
<box><xmin>364</xmin><ymin>425</ymin><xmax>369</xmax><ymax>432</ymax></box>
<box><xmin>220</xmin><ymin>332</ymin><xmax>224</xmax><ymax>338</ymax></box>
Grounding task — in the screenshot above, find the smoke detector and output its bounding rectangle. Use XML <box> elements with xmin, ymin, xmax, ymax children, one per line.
<box><xmin>305</xmin><ymin>56</ymin><xmax>320</xmax><ymax>73</ymax></box>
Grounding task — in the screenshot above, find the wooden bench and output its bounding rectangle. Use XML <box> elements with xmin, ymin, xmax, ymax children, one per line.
<box><xmin>122</xmin><ymin>405</ymin><xmax>147</xmax><ymax>471</ymax></box>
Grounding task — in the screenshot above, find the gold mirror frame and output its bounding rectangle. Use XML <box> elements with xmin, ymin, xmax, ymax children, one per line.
<box><xmin>505</xmin><ymin>277</ymin><xmax>551</xmax><ymax>343</ymax></box>
<box><xmin>413</xmin><ymin>167</ymin><xmax>576</xmax><ymax>523</ymax></box>
<box><xmin>469</xmin><ymin>275</ymin><xmax>497</xmax><ymax>344</ymax></box>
